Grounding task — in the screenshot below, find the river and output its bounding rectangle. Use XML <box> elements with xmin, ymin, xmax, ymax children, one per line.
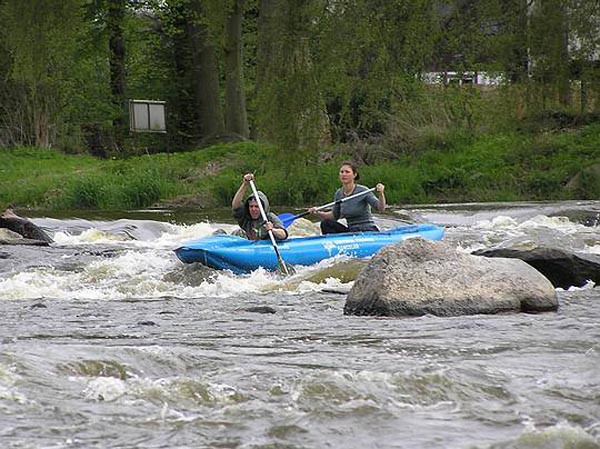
<box><xmin>1</xmin><ymin>201</ymin><xmax>599</xmax><ymax>449</ymax></box>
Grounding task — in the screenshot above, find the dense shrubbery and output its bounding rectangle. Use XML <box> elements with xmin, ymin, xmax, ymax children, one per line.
<box><xmin>1</xmin><ymin>122</ymin><xmax>598</xmax><ymax>211</ymax></box>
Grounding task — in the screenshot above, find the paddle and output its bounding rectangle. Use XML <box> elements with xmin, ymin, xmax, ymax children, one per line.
<box><xmin>248</xmin><ymin>179</ymin><xmax>292</xmax><ymax>276</ymax></box>
<box><xmin>278</xmin><ymin>186</ymin><xmax>377</xmax><ymax>228</ymax></box>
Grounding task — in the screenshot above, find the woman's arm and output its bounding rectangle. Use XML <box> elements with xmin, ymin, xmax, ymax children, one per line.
<box><xmin>376</xmin><ymin>183</ymin><xmax>386</xmax><ymax>212</ymax></box>
<box><xmin>232</xmin><ymin>173</ymin><xmax>253</xmax><ymax>209</ymax></box>
<box><xmin>265</xmin><ymin>221</ymin><xmax>288</xmax><ymax>240</ymax></box>
<box><xmin>309</xmin><ymin>209</ymin><xmax>334</xmax><ymax>220</ymax></box>
<box><xmin>309</xmin><ymin>189</ymin><xmax>341</xmax><ymax>220</ymax></box>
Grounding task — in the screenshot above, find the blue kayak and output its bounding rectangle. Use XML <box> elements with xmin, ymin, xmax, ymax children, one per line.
<box><xmin>174</xmin><ymin>224</ymin><xmax>445</xmax><ymax>274</ymax></box>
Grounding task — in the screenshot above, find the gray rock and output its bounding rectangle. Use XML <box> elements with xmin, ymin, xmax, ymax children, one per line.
<box><xmin>473</xmin><ymin>247</ymin><xmax>600</xmax><ymax>289</ymax></box>
<box><xmin>0</xmin><ymin>227</ymin><xmax>51</xmax><ymax>246</ymax></box>
<box><xmin>0</xmin><ymin>228</ymin><xmax>23</xmax><ymax>240</ymax></box>
<box><xmin>344</xmin><ymin>238</ymin><xmax>558</xmax><ymax>317</ymax></box>
<box><xmin>0</xmin><ymin>209</ymin><xmax>53</xmax><ymax>244</ymax></box>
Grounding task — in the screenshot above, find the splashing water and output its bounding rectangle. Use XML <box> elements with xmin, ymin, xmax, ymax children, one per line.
<box><xmin>0</xmin><ymin>202</ymin><xmax>598</xmax><ymax>449</ymax></box>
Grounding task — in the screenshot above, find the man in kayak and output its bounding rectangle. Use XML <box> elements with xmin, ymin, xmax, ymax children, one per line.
<box><xmin>309</xmin><ymin>161</ymin><xmax>386</xmax><ymax>234</ymax></box>
<box><xmin>231</xmin><ymin>173</ymin><xmax>288</xmax><ymax>241</ymax></box>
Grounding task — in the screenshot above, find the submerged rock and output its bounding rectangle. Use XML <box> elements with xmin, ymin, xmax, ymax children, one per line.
<box><xmin>344</xmin><ymin>238</ymin><xmax>558</xmax><ymax>317</ymax></box>
<box><xmin>162</xmin><ymin>262</ymin><xmax>218</xmax><ymax>286</ymax></box>
<box><xmin>241</xmin><ymin>306</ymin><xmax>277</xmax><ymax>314</ymax></box>
<box><xmin>304</xmin><ymin>258</ymin><xmax>367</xmax><ymax>284</ymax></box>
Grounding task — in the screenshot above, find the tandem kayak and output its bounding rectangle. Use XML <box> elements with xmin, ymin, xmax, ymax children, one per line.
<box><xmin>174</xmin><ymin>223</ymin><xmax>445</xmax><ymax>274</ymax></box>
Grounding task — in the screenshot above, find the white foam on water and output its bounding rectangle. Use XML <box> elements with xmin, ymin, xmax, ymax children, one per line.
<box><xmin>0</xmin><ymin>270</ymin><xmax>80</xmax><ymax>301</ymax></box>
<box><xmin>0</xmin><ymin>246</ymin><xmax>317</xmax><ymax>300</ymax></box>
<box><xmin>511</xmin><ymin>421</ymin><xmax>599</xmax><ymax>448</ymax></box>
<box><xmin>84</xmin><ymin>377</ymin><xmax>127</xmax><ymax>402</ymax></box>
<box><xmin>517</xmin><ymin>215</ymin><xmax>592</xmax><ymax>234</ymax></box>
<box><xmin>152</xmin><ymin>222</ymin><xmax>239</xmax><ymax>249</ymax></box>
<box><xmin>0</xmin><ymin>384</ymin><xmax>28</xmax><ymax>405</ymax></box>
<box><xmin>85</xmin><ymin>374</ymin><xmax>247</xmax><ymax>409</ymax></box>
<box><xmin>586</xmin><ymin>244</ymin><xmax>600</xmax><ymax>254</ymax></box>
<box><xmin>16</xmin><ymin>214</ymin><xmax>597</xmax><ymax>302</ymax></box>
<box><xmin>557</xmin><ymin>280</ymin><xmax>596</xmax><ymax>292</ymax></box>
<box><xmin>296</xmin><ymin>277</ymin><xmax>351</xmax><ymax>293</ymax></box>
<box><xmin>468</xmin><ymin>213</ymin><xmax>600</xmax><ymax>254</ymax></box>
<box><xmin>1</xmin><ymin>248</ymin><xmax>185</xmax><ymax>301</ymax></box>
<box><xmin>174</xmin><ymin>267</ymin><xmax>292</xmax><ymax>299</ymax></box>
<box><xmin>472</xmin><ymin>214</ymin><xmax>590</xmax><ymax>235</ymax></box>
<box><xmin>53</xmin><ymin>228</ymin><xmax>131</xmax><ymax>245</ymax></box>
<box><xmin>473</xmin><ymin>215</ymin><xmax>519</xmax><ymax>230</ymax></box>
<box><xmin>52</xmin><ymin>221</ymin><xmax>228</xmax><ymax>250</ymax></box>
<box><xmin>0</xmin><ymin>361</ymin><xmax>28</xmax><ymax>405</ymax></box>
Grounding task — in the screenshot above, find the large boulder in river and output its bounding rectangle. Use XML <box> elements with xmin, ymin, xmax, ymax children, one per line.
<box><xmin>472</xmin><ymin>247</ymin><xmax>600</xmax><ymax>289</ymax></box>
<box><xmin>344</xmin><ymin>238</ymin><xmax>558</xmax><ymax>317</ymax></box>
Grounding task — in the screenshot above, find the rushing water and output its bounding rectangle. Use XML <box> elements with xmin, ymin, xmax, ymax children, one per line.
<box><xmin>1</xmin><ymin>201</ymin><xmax>599</xmax><ymax>449</ymax></box>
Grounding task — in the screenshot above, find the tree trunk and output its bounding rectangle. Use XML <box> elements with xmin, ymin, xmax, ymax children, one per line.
<box><xmin>530</xmin><ymin>0</ymin><xmax>572</xmax><ymax>108</ymax></box>
<box><xmin>170</xmin><ymin>2</ymin><xmax>199</xmax><ymax>142</ymax></box>
<box><xmin>224</xmin><ymin>0</ymin><xmax>249</xmax><ymax>138</ymax></box>
<box><xmin>557</xmin><ymin>6</ymin><xmax>571</xmax><ymax>107</ymax></box>
<box><xmin>256</xmin><ymin>0</ymin><xmax>277</xmax><ymax>142</ymax></box>
<box><xmin>189</xmin><ymin>0</ymin><xmax>224</xmax><ymax>139</ymax></box>
<box><xmin>107</xmin><ymin>0</ymin><xmax>127</xmax><ymax>148</ymax></box>
<box><xmin>34</xmin><ymin>103</ymin><xmax>50</xmax><ymax>148</ymax></box>
<box><xmin>256</xmin><ymin>0</ymin><xmax>274</xmax><ymax>94</ymax></box>
<box><xmin>580</xmin><ymin>76</ymin><xmax>588</xmax><ymax>114</ymax></box>
<box><xmin>31</xmin><ymin>85</ymin><xmax>50</xmax><ymax>148</ymax></box>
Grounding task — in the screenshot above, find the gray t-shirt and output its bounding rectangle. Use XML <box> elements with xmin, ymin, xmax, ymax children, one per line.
<box><xmin>332</xmin><ymin>184</ymin><xmax>380</xmax><ymax>230</ymax></box>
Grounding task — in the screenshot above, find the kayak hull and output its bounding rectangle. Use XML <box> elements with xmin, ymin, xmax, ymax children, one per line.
<box><xmin>174</xmin><ymin>224</ymin><xmax>444</xmax><ymax>274</ymax></box>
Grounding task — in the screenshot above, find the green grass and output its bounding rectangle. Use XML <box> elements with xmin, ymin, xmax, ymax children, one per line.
<box><xmin>1</xmin><ymin>123</ymin><xmax>599</xmax><ymax>211</ymax></box>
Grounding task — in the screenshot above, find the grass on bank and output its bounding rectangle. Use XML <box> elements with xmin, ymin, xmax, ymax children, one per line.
<box><xmin>1</xmin><ymin>123</ymin><xmax>599</xmax><ymax>211</ymax></box>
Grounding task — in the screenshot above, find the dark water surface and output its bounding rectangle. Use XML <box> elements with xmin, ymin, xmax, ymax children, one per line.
<box><xmin>1</xmin><ymin>201</ymin><xmax>599</xmax><ymax>449</ymax></box>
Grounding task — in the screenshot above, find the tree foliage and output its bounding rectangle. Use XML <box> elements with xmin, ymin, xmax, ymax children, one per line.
<box><xmin>0</xmin><ymin>0</ymin><xmax>84</xmax><ymax>148</ymax></box>
<box><xmin>0</xmin><ymin>0</ymin><xmax>597</xmax><ymax>156</ymax></box>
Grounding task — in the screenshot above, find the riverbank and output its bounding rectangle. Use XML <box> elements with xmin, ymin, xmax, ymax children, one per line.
<box><xmin>1</xmin><ymin>123</ymin><xmax>599</xmax><ymax>211</ymax></box>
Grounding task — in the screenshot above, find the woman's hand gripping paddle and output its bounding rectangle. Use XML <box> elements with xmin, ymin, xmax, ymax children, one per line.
<box><xmin>248</xmin><ymin>180</ymin><xmax>294</xmax><ymax>275</ymax></box>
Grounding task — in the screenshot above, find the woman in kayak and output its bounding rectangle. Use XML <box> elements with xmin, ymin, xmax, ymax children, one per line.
<box><xmin>309</xmin><ymin>161</ymin><xmax>386</xmax><ymax>234</ymax></box>
<box><xmin>231</xmin><ymin>173</ymin><xmax>288</xmax><ymax>240</ymax></box>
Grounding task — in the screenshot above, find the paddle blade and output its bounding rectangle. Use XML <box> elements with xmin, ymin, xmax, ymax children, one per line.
<box><xmin>278</xmin><ymin>213</ymin><xmax>298</xmax><ymax>228</ymax></box>
<box><xmin>276</xmin><ymin>262</ymin><xmax>296</xmax><ymax>276</ymax></box>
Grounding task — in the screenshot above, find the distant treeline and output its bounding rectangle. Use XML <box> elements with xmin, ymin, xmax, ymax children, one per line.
<box><xmin>0</xmin><ymin>0</ymin><xmax>598</xmax><ymax>160</ymax></box>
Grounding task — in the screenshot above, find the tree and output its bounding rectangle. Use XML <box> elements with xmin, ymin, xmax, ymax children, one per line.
<box><xmin>566</xmin><ymin>0</ymin><xmax>600</xmax><ymax>113</ymax></box>
<box><xmin>224</xmin><ymin>0</ymin><xmax>250</xmax><ymax>137</ymax></box>
<box><xmin>528</xmin><ymin>0</ymin><xmax>572</xmax><ymax>107</ymax></box>
<box><xmin>107</xmin><ymin>0</ymin><xmax>128</xmax><ymax>148</ymax></box>
<box><xmin>0</xmin><ymin>0</ymin><xmax>83</xmax><ymax>148</ymax></box>
<box><xmin>187</xmin><ymin>0</ymin><xmax>225</xmax><ymax>139</ymax></box>
<box><xmin>314</xmin><ymin>0</ymin><xmax>438</xmax><ymax>140</ymax></box>
<box><xmin>256</xmin><ymin>0</ymin><xmax>329</xmax><ymax>155</ymax></box>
